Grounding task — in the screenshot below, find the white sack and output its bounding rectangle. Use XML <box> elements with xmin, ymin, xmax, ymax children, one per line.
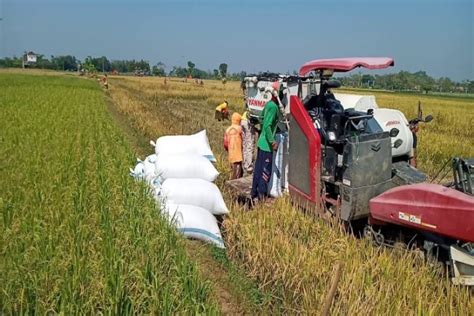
<box><xmin>161</xmin><ymin>203</ymin><xmax>225</xmax><ymax>248</ymax></box>
<box><xmin>156</xmin><ymin>178</ymin><xmax>228</xmax><ymax>215</ymax></box>
<box><xmin>130</xmin><ymin>161</ymin><xmax>145</xmax><ymax>179</ymax></box>
<box><xmin>268</xmin><ymin>132</ymin><xmax>289</xmax><ymax>198</ymax></box>
<box><xmin>154</xmin><ymin>154</ymin><xmax>219</xmax><ymax>182</ymax></box>
<box><xmin>130</xmin><ymin>155</ymin><xmax>157</xmax><ymax>184</ymax></box>
<box><xmin>151</xmin><ymin>130</ymin><xmax>216</xmax><ymax>162</ymax></box>
<box><xmin>142</xmin><ymin>154</ymin><xmax>157</xmax><ymax>182</ymax></box>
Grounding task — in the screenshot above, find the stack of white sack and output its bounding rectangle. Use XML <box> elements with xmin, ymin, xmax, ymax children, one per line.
<box><xmin>268</xmin><ymin>132</ymin><xmax>289</xmax><ymax>198</ymax></box>
<box><xmin>130</xmin><ymin>129</ymin><xmax>228</xmax><ymax>249</ymax></box>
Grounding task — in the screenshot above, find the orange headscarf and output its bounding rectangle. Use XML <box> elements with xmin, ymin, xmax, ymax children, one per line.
<box><xmin>225</xmin><ymin>113</ymin><xmax>243</xmax><ymax>163</ymax></box>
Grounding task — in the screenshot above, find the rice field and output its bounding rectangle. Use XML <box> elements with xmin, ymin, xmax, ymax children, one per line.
<box><xmin>1</xmin><ymin>72</ymin><xmax>472</xmax><ymax>314</ymax></box>
<box><xmin>0</xmin><ymin>73</ymin><xmax>217</xmax><ymax>314</ymax></box>
<box><xmin>106</xmin><ymin>75</ymin><xmax>473</xmax><ymax>314</ymax></box>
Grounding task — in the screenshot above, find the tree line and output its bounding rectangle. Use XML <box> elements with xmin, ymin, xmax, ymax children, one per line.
<box><xmin>0</xmin><ymin>54</ymin><xmax>239</xmax><ymax>80</ymax></box>
<box><xmin>336</xmin><ymin>71</ymin><xmax>474</xmax><ymax>94</ymax></box>
<box><xmin>1</xmin><ymin>53</ymin><xmax>472</xmax><ymax>93</ymax></box>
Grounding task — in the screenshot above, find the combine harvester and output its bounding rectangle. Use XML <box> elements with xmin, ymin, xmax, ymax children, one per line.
<box><xmin>230</xmin><ymin>57</ymin><xmax>474</xmax><ymax>285</ymax></box>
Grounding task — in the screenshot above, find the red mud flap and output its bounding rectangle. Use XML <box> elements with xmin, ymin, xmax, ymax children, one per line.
<box><xmin>369</xmin><ymin>183</ymin><xmax>474</xmax><ymax>243</ymax></box>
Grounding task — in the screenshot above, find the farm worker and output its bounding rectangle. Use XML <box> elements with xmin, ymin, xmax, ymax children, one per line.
<box><xmin>215</xmin><ymin>101</ymin><xmax>229</xmax><ymax>121</ymax></box>
<box><xmin>224</xmin><ymin>113</ymin><xmax>243</xmax><ymax>179</ymax></box>
<box><xmin>240</xmin><ymin>111</ymin><xmax>256</xmax><ymax>174</ymax></box>
<box><xmin>251</xmin><ymin>82</ymin><xmax>280</xmax><ymax>201</ymax></box>
<box><xmin>101</xmin><ymin>74</ymin><xmax>108</xmax><ymax>89</ymax></box>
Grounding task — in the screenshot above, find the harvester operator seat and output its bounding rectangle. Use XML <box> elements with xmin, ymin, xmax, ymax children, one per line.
<box><xmin>303</xmin><ymin>93</ymin><xmax>321</xmax><ymax>111</ymax></box>
<box><xmin>321</xmin><ymin>92</ymin><xmax>344</xmax><ymax>133</ymax></box>
<box><xmin>303</xmin><ymin>80</ymin><xmax>344</xmax><ymax>143</ymax></box>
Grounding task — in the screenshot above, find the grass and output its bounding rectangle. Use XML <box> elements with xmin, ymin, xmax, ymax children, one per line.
<box><xmin>225</xmin><ymin>198</ymin><xmax>474</xmax><ymax>314</ymax></box>
<box><xmin>0</xmin><ymin>73</ymin><xmax>217</xmax><ymax>314</ymax></box>
<box><xmin>209</xmin><ymin>246</ymin><xmax>272</xmax><ymax>309</ymax></box>
<box><xmin>105</xmin><ymin>75</ymin><xmax>473</xmax><ymax>314</ymax></box>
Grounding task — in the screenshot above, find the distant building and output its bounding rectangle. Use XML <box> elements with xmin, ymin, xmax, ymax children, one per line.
<box><xmin>22</xmin><ymin>51</ymin><xmax>37</xmax><ymax>68</ymax></box>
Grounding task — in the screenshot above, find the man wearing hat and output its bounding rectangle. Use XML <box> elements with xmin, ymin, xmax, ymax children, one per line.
<box><xmin>250</xmin><ymin>81</ymin><xmax>280</xmax><ymax>201</ymax></box>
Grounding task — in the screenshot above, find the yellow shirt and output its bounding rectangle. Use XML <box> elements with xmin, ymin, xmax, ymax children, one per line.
<box><xmin>216</xmin><ymin>102</ymin><xmax>228</xmax><ymax>112</ymax></box>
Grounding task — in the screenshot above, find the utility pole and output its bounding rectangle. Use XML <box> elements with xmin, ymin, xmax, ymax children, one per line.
<box><xmin>0</xmin><ymin>0</ymin><xmax>4</xmax><ymax>58</ymax></box>
<box><xmin>0</xmin><ymin>16</ymin><xmax>4</xmax><ymax>60</ymax></box>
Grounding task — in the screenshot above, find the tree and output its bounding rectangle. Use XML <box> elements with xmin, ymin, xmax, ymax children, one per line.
<box><xmin>91</xmin><ymin>56</ymin><xmax>111</xmax><ymax>72</ymax></box>
<box><xmin>152</xmin><ymin>61</ymin><xmax>166</xmax><ymax>76</ymax></box>
<box><xmin>83</xmin><ymin>56</ymin><xmax>97</xmax><ymax>73</ymax></box>
<box><xmin>51</xmin><ymin>55</ymin><xmax>78</xmax><ymax>71</ymax></box>
<box><xmin>187</xmin><ymin>61</ymin><xmax>195</xmax><ymax>77</ymax></box>
<box><xmin>111</xmin><ymin>60</ymin><xmax>123</xmax><ymax>73</ymax></box>
<box><xmin>361</xmin><ymin>74</ymin><xmax>375</xmax><ymax>87</ymax></box>
<box><xmin>219</xmin><ymin>63</ymin><xmax>228</xmax><ymax>78</ymax></box>
<box><xmin>438</xmin><ymin>77</ymin><xmax>454</xmax><ymax>92</ymax></box>
<box><xmin>467</xmin><ymin>80</ymin><xmax>474</xmax><ymax>94</ymax></box>
<box><xmin>157</xmin><ymin>61</ymin><xmax>166</xmax><ymax>71</ymax></box>
<box><xmin>169</xmin><ymin>66</ymin><xmax>188</xmax><ymax>78</ymax></box>
<box><xmin>32</xmin><ymin>54</ymin><xmax>53</xmax><ymax>69</ymax></box>
<box><xmin>213</xmin><ymin>69</ymin><xmax>219</xmax><ymax>79</ymax></box>
<box><xmin>136</xmin><ymin>59</ymin><xmax>151</xmax><ymax>73</ymax></box>
<box><xmin>0</xmin><ymin>56</ymin><xmax>22</xmax><ymax>68</ymax></box>
<box><xmin>192</xmin><ymin>68</ymin><xmax>209</xmax><ymax>79</ymax></box>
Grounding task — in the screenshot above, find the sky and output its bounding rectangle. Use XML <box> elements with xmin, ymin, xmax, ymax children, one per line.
<box><xmin>0</xmin><ymin>0</ymin><xmax>472</xmax><ymax>81</ymax></box>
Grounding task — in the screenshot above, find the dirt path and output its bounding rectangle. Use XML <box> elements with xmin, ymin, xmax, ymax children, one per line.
<box><xmin>104</xmin><ymin>89</ymin><xmax>265</xmax><ymax>315</ymax></box>
<box><xmin>184</xmin><ymin>241</ymin><xmax>260</xmax><ymax>315</ymax></box>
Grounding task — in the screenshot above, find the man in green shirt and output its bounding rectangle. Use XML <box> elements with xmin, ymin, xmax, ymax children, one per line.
<box><xmin>251</xmin><ymin>84</ymin><xmax>280</xmax><ymax>200</ymax></box>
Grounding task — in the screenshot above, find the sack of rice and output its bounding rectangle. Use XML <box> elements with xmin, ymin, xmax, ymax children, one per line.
<box><xmin>150</xmin><ymin>130</ymin><xmax>216</xmax><ymax>162</ymax></box>
<box><xmin>154</xmin><ymin>154</ymin><xmax>219</xmax><ymax>182</ymax></box>
<box><xmin>161</xmin><ymin>203</ymin><xmax>225</xmax><ymax>248</ymax></box>
<box><xmin>155</xmin><ymin>178</ymin><xmax>228</xmax><ymax>215</ymax></box>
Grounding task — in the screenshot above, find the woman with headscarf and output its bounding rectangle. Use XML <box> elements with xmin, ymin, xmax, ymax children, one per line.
<box><xmin>224</xmin><ymin>112</ymin><xmax>243</xmax><ymax>179</ymax></box>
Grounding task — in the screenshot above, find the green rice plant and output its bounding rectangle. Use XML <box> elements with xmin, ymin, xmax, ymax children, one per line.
<box><xmin>0</xmin><ymin>73</ymin><xmax>217</xmax><ymax>314</ymax></box>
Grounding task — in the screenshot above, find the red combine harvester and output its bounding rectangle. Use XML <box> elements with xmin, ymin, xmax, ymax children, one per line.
<box><xmin>231</xmin><ymin>57</ymin><xmax>474</xmax><ymax>285</ymax></box>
